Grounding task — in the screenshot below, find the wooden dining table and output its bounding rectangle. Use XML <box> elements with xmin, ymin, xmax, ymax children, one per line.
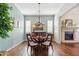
<box><xmin>26</xmin><ymin>32</ymin><xmax>53</xmax><ymax>56</ymax></box>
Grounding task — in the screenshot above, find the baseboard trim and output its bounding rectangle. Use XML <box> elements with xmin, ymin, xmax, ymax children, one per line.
<box><xmin>0</xmin><ymin>51</ymin><xmax>7</xmax><ymax>56</ymax></box>
<box><xmin>6</xmin><ymin>40</ymin><xmax>24</xmax><ymax>51</ymax></box>
<box><xmin>61</xmin><ymin>40</ymin><xmax>79</xmax><ymax>43</ymax></box>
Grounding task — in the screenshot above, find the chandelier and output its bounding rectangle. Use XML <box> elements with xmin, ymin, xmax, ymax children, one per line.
<box><xmin>32</xmin><ymin>3</ymin><xmax>44</xmax><ymax>30</ymax></box>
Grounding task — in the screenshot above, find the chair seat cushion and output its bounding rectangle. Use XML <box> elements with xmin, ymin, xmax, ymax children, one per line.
<box><xmin>29</xmin><ymin>42</ymin><xmax>38</xmax><ymax>46</ymax></box>
<box><xmin>42</xmin><ymin>41</ymin><xmax>50</xmax><ymax>45</ymax></box>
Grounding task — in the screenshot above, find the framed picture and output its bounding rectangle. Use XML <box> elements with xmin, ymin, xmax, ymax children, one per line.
<box><xmin>65</xmin><ymin>19</ymin><xmax>73</xmax><ymax>27</ymax></box>
<box><xmin>13</xmin><ymin>20</ymin><xmax>19</xmax><ymax>28</ymax></box>
<box><xmin>17</xmin><ymin>20</ymin><xmax>19</xmax><ymax>28</ymax></box>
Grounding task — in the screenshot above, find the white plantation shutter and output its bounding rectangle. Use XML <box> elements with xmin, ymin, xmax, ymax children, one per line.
<box><xmin>47</xmin><ymin>20</ymin><xmax>53</xmax><ymax>33</ymax></box>
<box><xmin>26</xmin><ymin>20</ymin><xmax>31</xmax><ymax>33</ymax></box>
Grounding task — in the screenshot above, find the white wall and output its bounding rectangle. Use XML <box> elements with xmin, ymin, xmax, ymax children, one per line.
<box><xmin>61</xmin><ymin>4</ymin><xmax>79</xmax><ymax>42</ymax></box>
<box><xmin>0</xmin><ymin>4</ymin><xmax>24</xmax><ymax>51</ymax></box>
<box><xmin>58</xmin><ymin>3</ymin><xmax>78</xmax><ymax>16</ymax></box>
<box><xmin>54</xmin><ymin>14</ymin><xmax>61</xmax><ymax>43</ymax></box>
<box><xmin>54</xmin><ymin>3</ymin><xmax>78</xmax><ymax>43</ymax></box>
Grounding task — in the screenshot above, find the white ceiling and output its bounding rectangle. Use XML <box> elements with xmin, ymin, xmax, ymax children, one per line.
<box><xmin>14</xmin><ymin>3</ymin><xmax>65</xmax><ymax>15</ymax></box>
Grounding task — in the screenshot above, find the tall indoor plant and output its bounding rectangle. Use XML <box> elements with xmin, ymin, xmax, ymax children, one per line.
<box><xmin>0</xmin><ymin>3</ymin><xmax>14</xmax><ymax>39</ymax></box>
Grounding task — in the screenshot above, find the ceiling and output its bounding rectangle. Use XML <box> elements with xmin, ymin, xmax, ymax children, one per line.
<box><xmin>14</xmin><ymin>3</ymin><xmax>65</xmax><ymax>15</ymax></box>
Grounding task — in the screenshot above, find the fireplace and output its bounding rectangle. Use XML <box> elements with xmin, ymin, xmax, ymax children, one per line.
<box><xmin>65</xmin><ymin>31</ymin><xmax>73</xmax><ymax>40</ymax></box>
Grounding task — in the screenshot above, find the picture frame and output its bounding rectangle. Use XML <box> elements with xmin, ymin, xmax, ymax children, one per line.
<box><xmin>13</xmin><ymin>20</ymin><xmax>19</xmax><ymax>28</ymax></box>
<box><xmin>65</xmin><ymin>19</ymin><xmax>73</xmax><ymax>27</ymax></box>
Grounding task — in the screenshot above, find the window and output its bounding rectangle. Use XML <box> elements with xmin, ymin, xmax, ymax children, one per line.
<box><xmin>26</xmin><ymin>20</ymin><xmax>31</xmax><ymax>33</ymax></box>
<box><xmin>47</xmin><ymin>20</ymin><xmax>53</xmax><ymax>33</ymax></box>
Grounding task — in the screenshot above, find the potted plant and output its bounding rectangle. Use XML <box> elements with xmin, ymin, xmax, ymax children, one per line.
<box><xmin>0</xmin><ymin>3</ymin><xmax>14</xmax><ymax>39</ymax></box>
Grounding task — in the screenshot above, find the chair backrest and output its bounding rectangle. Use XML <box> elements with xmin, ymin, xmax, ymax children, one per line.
<box><xmin>26</xmin><ymin>33</ymin><xmax>37</xmax><ymax>44</ymax></box>
<box><xmin>26</xmin><ymin>32</ymin><xmax>53</xmax><ymax>46</ymax></box>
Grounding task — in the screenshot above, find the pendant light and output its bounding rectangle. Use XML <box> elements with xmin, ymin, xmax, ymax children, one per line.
<box><xmin>32</xmin><ymin>3</ymin><xmax>44</xmax><ymax>30</ymax></box>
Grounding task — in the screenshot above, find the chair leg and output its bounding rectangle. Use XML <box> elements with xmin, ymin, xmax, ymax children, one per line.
<box><xmin>31</xmin><ymin>47</ymin><xmax>33</xmax><ymax>56</ymax></box>
<box><xmin>49</xmin><ymin>43</ymin><xmax>53</xmax><ymax>56</ymax></box>
<box><xmin>27</xmin><ymin>46</ymin><xmax>30</xmax><ymax>56</ymax></box>
<box><xmin>51</xmin><ymin>45</ymin><xmax>53</xmax><ymax>56</ymax></box>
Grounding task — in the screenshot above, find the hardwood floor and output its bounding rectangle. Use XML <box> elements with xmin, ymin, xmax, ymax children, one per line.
<box><xmin>61</xmin><ymin>43</ymin><xmax>79</xmax><ymax>56</ymax></box>
<box><xmin>2</xmin><ymin>41</ymin><xmax>79</xmax><ymax>56</ymax></box>
<box><xmin>6</xmin><ymin>41</ymin><xmax>28</xmax><ymax>56</ymax></box>
<box><xmin>52</xmin><ymin>42</ymin><xmax>79</xmax><ymax>56</ymax></box>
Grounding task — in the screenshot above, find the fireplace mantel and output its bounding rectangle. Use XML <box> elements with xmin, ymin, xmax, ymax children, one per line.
<box><xmin>61</xmin><ymin>26</ymin><xmax>79</xmax><ymax>31</ymax></box>
<box><xmin>61</xmin><ymin>27</ymin><xmax>78</xmax><ymax>43</ymax></box>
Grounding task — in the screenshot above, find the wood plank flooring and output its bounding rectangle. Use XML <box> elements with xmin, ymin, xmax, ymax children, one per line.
<box><xmin>52</xmin><ymin>42</ymin><xmax>79</xmax><ymax>56</ymax></box>
<box><xmin>2</xmin><ymin>41</ymin><xmax>79</xmax><ymax>56</ymax></box>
